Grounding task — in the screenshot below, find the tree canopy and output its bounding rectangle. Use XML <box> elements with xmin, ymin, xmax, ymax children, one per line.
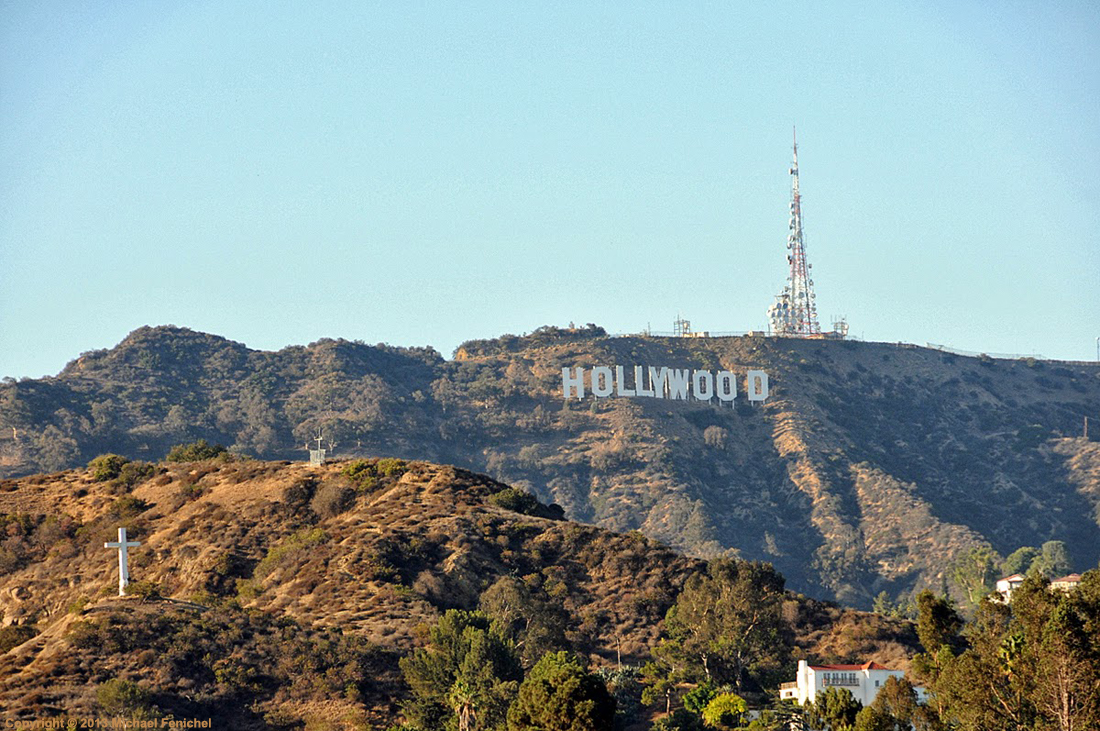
<box><xmin>917</xmin><ymin>570</ymin><xmax>1100</xmax><ymax>731</ymax></box>
<box><xmin>653</xmin><ymin>559</ymin><xmax>790</xmax><ymax>692</ymax></box>
<box><xmin>400</xmin><ymin>610</ymin><xmax>523</xmax><ymax>731</ymax></box>
<box><xmin>506</xmin><ymin>651</ymin><xmax>615</xmax><ymax>731</ymax></box>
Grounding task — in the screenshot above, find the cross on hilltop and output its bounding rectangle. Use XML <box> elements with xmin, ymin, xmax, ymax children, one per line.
<box><xmin>104</xmin><ymin>527</ymin><xmax>140</xmax><ymax>596</ymax></box>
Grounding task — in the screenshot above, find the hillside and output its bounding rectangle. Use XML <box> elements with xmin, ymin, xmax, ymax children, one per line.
<box><xmin>1</xmin><ymin>325</ymin><xmax>1098</xmax><ymax>607</ymax></box>
<box><xmin>0</xmin><ymin>458</ymin><xmax>917</xmax><ymax>725</ymax></box>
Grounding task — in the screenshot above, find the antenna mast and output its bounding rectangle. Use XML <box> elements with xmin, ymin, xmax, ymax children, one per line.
<box><xmin>786</xmin><ymin>128</ymin><xmax>820</xmax><ymax>335</ymax></box>
<box><xmin>769</xmin><ymin>128</ymin><xmax>824</xmax><ymax>336</ymax></box>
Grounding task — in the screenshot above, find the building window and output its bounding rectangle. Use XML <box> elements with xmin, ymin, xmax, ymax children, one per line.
<box><xmin>822</xmin><ymin>672</ymin><xmax>859</xmax><ymax>687</ymax></box>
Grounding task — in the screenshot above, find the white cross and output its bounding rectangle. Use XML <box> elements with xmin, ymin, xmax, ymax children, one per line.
<box><xmin>104</xmin><ymin>527</ymin><xmax>141</xmax><ymax>596</ymax></box>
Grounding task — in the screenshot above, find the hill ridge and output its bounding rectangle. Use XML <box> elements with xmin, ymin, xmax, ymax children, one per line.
<box><xmin>0</xmin><ymin>456</ymin><xmax>921</xmax><ymax>724</ymax></box>
<box><xmin>1</xmin><ymin>325</ymin><xmax>1098</xmax><ymax>608</ymax></box>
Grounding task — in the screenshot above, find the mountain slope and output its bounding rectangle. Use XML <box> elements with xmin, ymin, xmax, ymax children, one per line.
<box><xmin>1</xmin><ymin>325</ymin><xmax>1097</xmax><ymax>606</ymax></box>
<box><xmin>0</xmin><ymin>458</ymin><xmax>918</xmax><ymax>725</ymax></box>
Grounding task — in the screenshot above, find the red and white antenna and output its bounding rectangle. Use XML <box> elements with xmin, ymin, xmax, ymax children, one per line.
<box><xmin>769</xmin><ymin>127</ymin><xmax>823</xmax><ymax>336</ymax></box>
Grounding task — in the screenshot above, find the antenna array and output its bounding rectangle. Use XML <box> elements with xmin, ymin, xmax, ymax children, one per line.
<box><xmin>769</xmin><ymin>129</ymin><xmax>824</xmax><ymax>337</ymax></box>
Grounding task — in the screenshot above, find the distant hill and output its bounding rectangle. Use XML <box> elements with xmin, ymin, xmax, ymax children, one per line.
<box><xmin>1</xmin><ymin>325</ymin><xmax>1098</xmax><ymax>607</ymax></box>
<box><xmin>0</xmin><ymin>458</ymin><xmax>916</xmax><ymax>725</ymax></box>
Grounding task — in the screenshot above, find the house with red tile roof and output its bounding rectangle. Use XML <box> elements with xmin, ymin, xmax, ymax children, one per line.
<box><xmin>997</xmin><ymin>572</ymin><xmax>1083</xmax><ymax>602</ymax></box>
<box><xmin>1051</xmin><ymin>573</ymin><xmax>1082</xmax><ymax>592</ymax></box>
<box><xmin>779</xmin><ymin>659</ymin><xmax>923</xmax><ymax>706</ymax></box>
<box><xmin>995</xmin><ymin>573</ymin><xmax>1026</xmax><ymax>602</ymax></box>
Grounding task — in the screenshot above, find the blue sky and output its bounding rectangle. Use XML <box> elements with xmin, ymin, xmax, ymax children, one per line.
<box><xmin>2</xmin><ymin>1</ymin><xmax>1098</xmax><ymax>378</ymax></box>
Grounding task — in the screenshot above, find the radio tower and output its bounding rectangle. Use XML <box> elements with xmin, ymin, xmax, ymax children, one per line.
<box><xmin>769</xmin><ymin>128</ymin><xmax>822</xmax><ymax>336</ymax></box>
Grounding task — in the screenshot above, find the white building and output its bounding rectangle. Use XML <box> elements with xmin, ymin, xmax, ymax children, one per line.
<box><xmin>995</xmin><ymin>573</ymin><xmax>1026</xmax><ymax>602</ymax></box>
<box><xmin>780</xmin><ymin>660</ymin><xmax>921</xmax><ymax>707</ymax></box>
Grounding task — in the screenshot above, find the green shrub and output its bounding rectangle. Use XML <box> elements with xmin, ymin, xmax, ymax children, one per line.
<box><xmin>488</xmin><ymin>487</ymin><xmax>564</xmax><ymax>520</ymax></box>
<box><xmin>96</xmin><ymin>678</ymin><xmax>154</xmax><ymax>716</ymax></box>
<box><xmin>361</xmin><ymin>556</ymin><xmax>401</xmax><ymax>583</ymax></box>
<box><xmin>282</xmin><ymin>477</ymin><xmax>317</xmax><ymax>510</ymax></box>
<box><xmin>653</xmin><ymin>708</ymin><xmax>706</xmax><ymax>731</ymax></box>
<box><xmin>683</xmin><ymin>682</ymin><xmax>719</xmax><ymax>714</ymax></box>
<box><xmin>166</xmin><ymin>439</ymin><xmax>227</xmax><ymax>462</ymax></box>
<box><xmin>112</xmin><ymin>496</ymin><xmax>150</xmax><ymax>519</ymax></box>
<box><xmin>342</xmin><ymin>458</ymin><xmax>409</xmax><ymax>492</ymax></box>
<box><xmin>179</xmin><ymin>482</ymin><xmax>205</xmax><ymax>501</ymax></box>
<box><xmin>213</xmin><ymin>657</ymin><xmax>260</xmax><ymax>692</ymax></box>
<box><xmin>489</xmin><ymin>487</ymin><xmax>542</xmax><ymax>515</ymax></box>
<box><xmin>0</xmin><ymin>547</ymin><xmax>19</xmax><ymax>575</ymax></box>
<box><xmin>701</xmin><ymin>693</ymin><xmax>747</xmax><ymax>728</ymax></box>
<box><xmin>377</xmin><ymin>457</ymin><xmax>408</xmax><ymax>477</ymax></box>
<box><xmin>253</xmin><ymin>528</ymin><xmax>328</xmax><ymax>581</ymax></box>
<box><xmin>114</xmin><ymin>461</ymin><xmax>155</xmax><ymax>490</ymax></box>
<box><xmin>342</xmin><ymin>460</ymin><xmax>379</xmax><ymax>491</ymax></box>
<box><xmin>236</xmin><ymin>579</ymin><xmax>262</xmax><ymax>601</ymax></box>
<box><xmin>89</xmin><ymin>454</ymin><xmax>130</xmax><ymax>481</ymax></box>
<box><xmin>0</xmin><ymin>625</ymin><xmax>36</xmax><ymax>653</ymax></box>
<box><xmin>310</xmin><ymin>482</ymin><xmax>356</xmax><ymax>519</ymax></box>
<box><xmin>126</xmin><ymin>580</ymin><xmax>162</xmax><ymax>599</ymax></box>
<box><xmin>66</xmin><ymin>619</ymin><xmax>99</xmax><ymax>649</ymax></box>
<box><xmin>342</xmin><ymin>459</ymin><xmax>374</xmax><ymax>483</ymax></box>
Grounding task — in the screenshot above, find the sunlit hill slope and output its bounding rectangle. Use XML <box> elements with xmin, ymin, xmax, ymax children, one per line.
<box><xmin>1</xmin><ymin>325</ymin><xmax>1098</xmax><ymax>607</ymax></box>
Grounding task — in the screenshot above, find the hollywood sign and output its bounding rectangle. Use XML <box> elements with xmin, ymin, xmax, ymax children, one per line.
<box><xmin>562</xmin><ymin>366</ymin><xmax>769</xmax><ymax>404</ymax></box>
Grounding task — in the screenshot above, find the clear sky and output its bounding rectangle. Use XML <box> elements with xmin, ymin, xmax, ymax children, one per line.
<box><xmin>2</xmin><ymin>1</ymin><xmax>1098</xmax><ymax>378</ymax></box>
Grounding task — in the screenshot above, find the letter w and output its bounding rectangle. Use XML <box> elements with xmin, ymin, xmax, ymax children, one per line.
<box><xmin>667</xmin><ymin>369</ymin><xmax>690</xmax><ymax>400</ymax></box>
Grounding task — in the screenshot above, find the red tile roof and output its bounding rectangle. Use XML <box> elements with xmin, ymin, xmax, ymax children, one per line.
<box><xmin>999</xmin><ymin>574</ymin><xmax>1026</xmax><ymax>582</ymax></box>
<box><xmin>1051</xmin><ymin>574</ymin><xmax>1082</xmax><ymax>583</ymax></box>
<box><xmin>809</xmin><ymin>662</ymin><xmax>893</xmax><ymax>671</ymax></box>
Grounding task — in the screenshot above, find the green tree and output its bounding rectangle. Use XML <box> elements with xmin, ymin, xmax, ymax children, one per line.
<box><xmin>951</xmin><ymin>545</ymin><xmax>1001</xmax><ymax>607</ymax></box>
<box><xmin>166</xmin><ymin>438</ymin><xmax>227</xmax><ymax>462</ymax></box>
<box><xmin>1030</xmin><ymin>540</ymin><xmax>1072</xmax><ymax>579</ymax></box>
<box><xmin>701</xmin><ymin>692</ymin><xmax>747</xmax><ymax>729</ymax></box>
<box><xmin>915</xmin><ymin>591</ymin><xmax>962</xmax><ymax>654</ymax></box>
<box><xmin>596</xmin><ymin>666</ymin><xmax>644</xmax><ymax>729</ymax></box>
<box><xmin>400</xmin><ymin>610</ymin><xmax>522</xmax><ymax>731</ymax></box>
<box><xmin>923</xmin><ymin>573</ymin><xmax>1100</xmax><ymax>731</ymax></box>
<box><xmin>853</xmin><ymin>706</ymin><xmax>893</xmax><ymax>731</ymax></box>
<box><xmin>88</xmin><ymin>453</ymin><xmax>130</xmax><ymax>481</ymax></box>
<box><xmin>744</xmin><ymin>706</ymin><xmax>803</xmax><ymax>731</ymax></box>
<box><xmin>1001</xmin><ymin>546</ymin><xmax>1040</xmax><ymax>577</ymax></box>
<box><xmin>682</xmin><ymin>681</ymin><xmax>719</xmax><ymax>715</ymax></box>
<box><xmin>479</xmin><ymin>575</ymin><xmax>569</xmax><ymax>668</ymax></box>
<box><xmin>453</xmin><ymin>630</ymin><xmax>523</xmax><ymax>731</ymax></box>
<box><xmin>1010</xmin><ymin>570</ymin><xmax>1100</xmax><ymax>731</ymax></box>
<box><xmin>652</xmin><ymin>709</ymin><xmax>705</xmax><ymax>731</ymax></box>
<box><xmin>654</xmin><ymin>559</ymin><xmax>789</xmax><ymax>691</ymax></box>
<box><xmin>931</xmin><ymin>601</ymin><xmax>1031</xmax><ymax>730</ymax></box>
<box><xmin>806</xmin><ymin>687</ymin><xmax>862</xmax><ymax>731</ymax></box>
<box><xmin>641</xmin><ymin>658</ymin><xmax>682</xmax><ymax>716</ymax></box>
<box><xmin>450</xmin><ymin>678</ymin><xmax>480</xmax><ymax>731</ymax></box>
<box><xmin>506</xmin><ymin>651</ymin><xmax>615</xmax><ymax>731</ymax></box>
<box><xmin>1031</xmin><ymin>600</ymin><xmax>1099</xmax><ymax>731</ymax></box>
<box><xmin>868</xmin><ymin>676</ymin><xmax>945</xmax><ymax>731</ymax></box>
<box><xmin>872</xmin><ymin>591</ymin><xmax>896</xmax><ymax>617</ymax></box>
